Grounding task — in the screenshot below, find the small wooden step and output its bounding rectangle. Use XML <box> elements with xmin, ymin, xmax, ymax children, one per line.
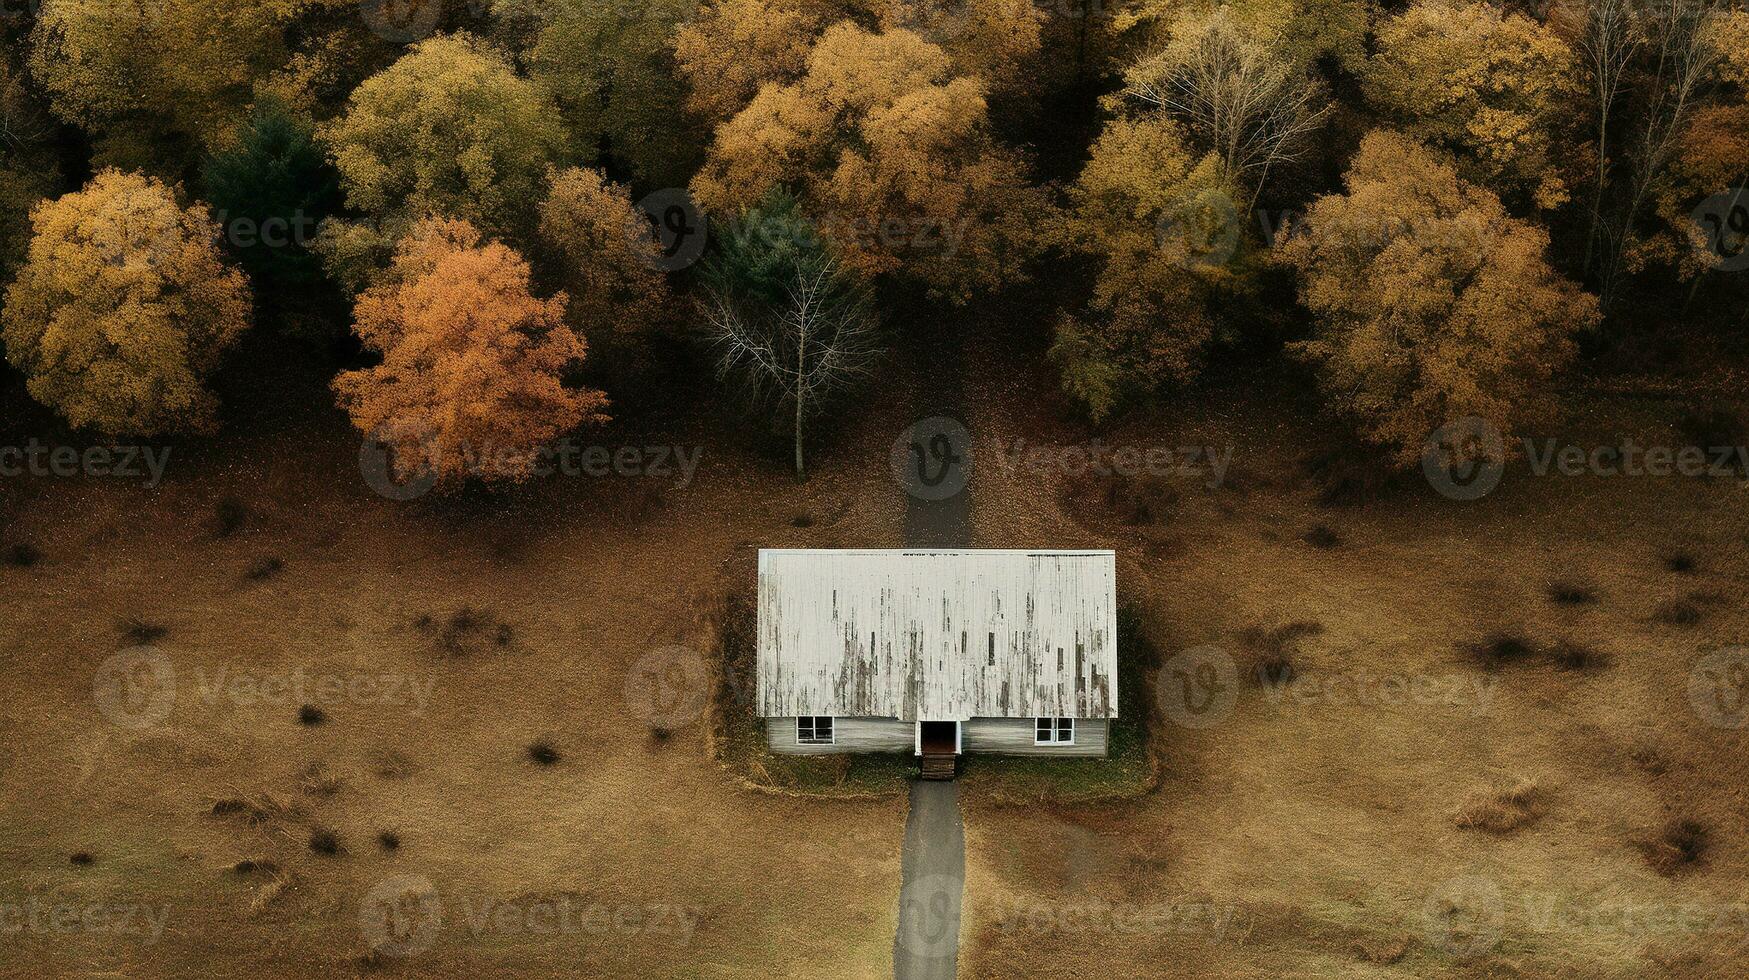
<box><xmin>920</xmin><ymin>753</ymin><xmax>956</xmax><ymax>780</ymax></box>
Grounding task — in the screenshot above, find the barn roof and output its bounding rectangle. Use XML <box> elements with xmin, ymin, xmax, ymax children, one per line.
<box><xmin>756</xmin><ymin>549</ymin><xmax>1118</xmax><ymax>721</ymax></box>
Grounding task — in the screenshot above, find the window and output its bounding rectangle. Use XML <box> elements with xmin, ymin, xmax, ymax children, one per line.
<box><xmin>797</xmin><ymin>716</ymin><xmax>835</xmax><ymax>745</ymax></box>
<box><xmin>1034</xmin><ymin>717</ymin><xmax>1074</xmax><ymax>745</ymax></box>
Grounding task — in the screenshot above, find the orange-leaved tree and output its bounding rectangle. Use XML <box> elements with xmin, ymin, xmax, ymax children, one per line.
<box><xmin>333</xmin><ymin>218</ymin><xmax>608</xmax><ymax>487</ymax></box>
<box><xmin>2</xmin><ymin>170</ymin><xmax>252</xmax><ymax>436</ymax></box>
<box><xmin>1282</xmin><ymin>131</ymin><xmax>1598</xmax><ymax>470</ymax></box>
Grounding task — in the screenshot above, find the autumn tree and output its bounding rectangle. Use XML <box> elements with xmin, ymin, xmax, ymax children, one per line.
<box><xmin>1590</xmin><ymin>0</ymin><xmax>1740</xmax><ymax>308</ymax></box>
<box><xmin>517</xmin><ymin>0</ymin><xmax>701</xmax><ymax>188</ymax></box>
<box><xmin>1281</xmin><ymin>131</ymin><xmax>1599</xmax><ymax>469</ymax></box>
<box><xmin>1049</xmin><ymin>116</ymin><xmax>1235</xmax><ymax>421</ymax></box>
<box><xmin>1366</xmin><ymin>0</ymin><xmax>1581</xmax><ymax>210</ymax></box>
<box><xmin>0</xmin><ymin>58</ymin><xmax>58</xmax><ymax>278</ymax></box>
<box><xmin>536</xmin><ymin>166</ymin><xmax>671</xmax><ymax>342</ymax></box>
<box><xmin>1121</xmin><ymin>7</ymin><xmax>1329</xmax><ymax>206</ymax></box>
<box><xmin>2</xmin><ymin>171</ymin><xmax>253</xmax><ymax>435</ymax></box>
<box><xmin>317</xmin><ymin>34</ymin><xmax>567</xmax><ymax>244</ymax></box>
<box><xmin>674</xmin><ymin>0</ymin><xmax>1042</xmax><ymax>126</ymax></box>
<box><xmin>674</xmin><ymin>0</ymin><xmax>829</xmax><ymax>124</ymax></box>
<box><xmin>701</xmin><ymin>190</ymin><xmax>882</xmax><ymax>477</ymax></box>
<box><xmin>690</xmin><ymin>23</ymin><xmax>1041</xmax><ymax>301</ymax></box>
<box><xmin>28</xmin><ymin>0</ymin><xmax>324</xmax><ymax>171</ymax></box>
<box><xmin>1115</xmin><ymin>0</ymin><xmax>1374</xmax><ymax>75</ymax></box>
<box><xmin>333</xmin><ymin>218</ymin><xmax>607</xmax><ymax>486</ymax></box>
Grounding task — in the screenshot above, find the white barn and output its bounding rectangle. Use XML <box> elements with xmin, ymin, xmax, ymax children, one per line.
<box><xmin>757</xmin><ymin>549</ymin><xmax>1118</xmax><ymax>774</ymax></box>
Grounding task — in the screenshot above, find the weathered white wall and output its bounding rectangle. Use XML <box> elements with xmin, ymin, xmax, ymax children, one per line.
<box><xmin>764</xmin><ymin>717</ymin><xmax>1112</xmax><ymax>757</ymax></box>
<box><xmin>963</xmin><ymin>717</ymin><xmax>1109</xmax><ymax>757</ymax></box>
<box><xmin>765</xmin><ymin>716</ymin><xmax>912</xmax><ymax>755</ymax></box>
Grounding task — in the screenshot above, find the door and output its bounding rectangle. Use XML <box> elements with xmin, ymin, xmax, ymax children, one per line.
<box><xmin>919</xmin><ymin>720</ymin><xmax>959</xmax><ymax>756</ymax></box>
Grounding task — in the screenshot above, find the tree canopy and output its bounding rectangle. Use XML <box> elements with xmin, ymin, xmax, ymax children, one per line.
<box><xmin>2</xmin><ymin>170</ymin><xmax>253</xmax><ymax>435</ymax></box>
<box><xmin>1282</xmin><ymin>131</ymin><xmax>1599</xmax><ymax>468</ymax></box>
<box><xmin>333</xmin><ymin>218</ymin><xmax>608</xmax><ymax>486</ymax></box>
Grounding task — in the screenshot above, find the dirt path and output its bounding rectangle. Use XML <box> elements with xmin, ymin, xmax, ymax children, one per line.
<box><xmin>892</xmin><ymin>324</ymin><xmax>971</xmax><ymax>978</ymax></box>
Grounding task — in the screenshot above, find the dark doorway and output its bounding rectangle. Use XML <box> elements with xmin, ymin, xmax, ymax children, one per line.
<box><xmin>920</xmin><ymin>721</ymin><xmax>958</xmax><ymax>756</ymax></box>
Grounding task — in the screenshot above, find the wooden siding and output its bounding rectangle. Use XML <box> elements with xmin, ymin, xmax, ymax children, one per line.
<box><xmin>963</xmin><ymin>718</ymin><xmax>1109</xmax><ymax>757</ymax></box>
<box><xmin>765</xmin><ymin>717</ymin><xmax>1111</xmax><ymax>757</ymax></box>
<box><xmin>757</xmin><ymin>550</ymin><xmax>1119</xmax><ymax>721</ymax></box>
<box><xmin>765</xmin><ymin>716</ymin><xmax>912</xmax><ymax>755</ymax></box>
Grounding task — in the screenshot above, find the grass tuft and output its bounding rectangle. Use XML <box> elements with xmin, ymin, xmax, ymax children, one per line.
<box><xmin>69</xmin><ymin>851</ymin><xmax>93</xmax><ymax>866</ymax></box>
<box><xmin>1663</xmin><ymin>552</ymin><xmax>1697</xmax><ymax>574</ymax></box>
<box><xmin>1468</xmin><ymin>631</ymin><xmax>1535</xmax><ymax>666</ymax></box>
<box><xmin>1653</xmin><ymin>598</ymin><xmax>1704</xmax><ymax>626</ymax></box>
<box><xmin>118</xmin><ymin>616</ymin><xmax>167</xmax><ymax>646</ymax></box>
<box><xmin>1641</xmin><ymin>819</ymin><xmax>1707</xmax><ymax>875</ymax></box>
<box><xmin>4</xmin><ymin>542</ymin><xmax>41</xmax><ymax>567</ymax></box>
<box><xmin>1546</xmin><ymin>582</ymin><xmax>1598</xmax><ymax>606</ymax></box>
<box><xmin>1453</xmin><ymin>777</ymin><xmax>1542</xmax><ymax>834</ymax></box>
<box><xmin>297</xmin><ymin>704</ymin><xmax>327</xmax><ymax>726</ymax></box>
<box><xmin>1301</xmin><ymin>524</ymin><xmax>1342</xmax><ymax>549</ymax></box>
<box><xmin>377</xmin><ymin>830</ymin><xmax>401</xmax><ymax>852</ymax></box>
<box><xmin>1241</xmin><ymin>621</ymin><xmax>1322</xmax><ymax>687</ymax></box>
<box><xmin>207</xmin><ymin>792</ymin><xmax>289</xmax><ymax>825</ymax></box>
<box><xmin>1550</xmin><ymin>641</ymin><xmax>1609</xmax><ymax>672</ymax></box>
<box><xmin>231</xmin><ymin>857</ymin><xmax>282</xmax><ymax>876</ymax></box>
<box><xmin>243</xmin><ymin>556</ymin><xmax>284</xmax><ymax>582</ymax></box>
<box><xmin>212</xmin><ymin>497</ymin><xmax>249</xmax><ymax>539</ymax></box>
<box><xmin>308</xmin><ymin>826</ymin><xmax>344</xmax><ymax>856</ymax></box>
<box><xmin>526</xmin><ymin>740</ymin><xmax>560</xmax><ymax>766</ymax></box>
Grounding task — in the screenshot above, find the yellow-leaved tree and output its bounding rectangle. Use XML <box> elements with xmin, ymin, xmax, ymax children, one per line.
<box><xmin>675</xmin><ymin>0</ymin><xmax>1041</xmax><ymax>126</ymax></box>
<box><xmin>317</xmin><ymin>34</ymin><xmax>568</xmax><ymax>247</ymax></box>
<box><xmin>1366</xmin><ymin>0</ymin><xmax>1582</xmax><ymax>209</ymax></box>
<box><xmin>28</xmin><ymin>0</ymin><xmax>330</xmax><ymax>171</ymax></box>
<box><xmin>1049</xmin><ymin>116</ymin><xmax>1234</xmax><ymax>421</ymax></box>
<box><xmin>690</xmin><ymin>23</ymin><xmax>1041</xmax><ymax>302</ymax></box>
<box><xmin>2</xmin><ymin>170</ymin><xmax>252</xmax><ymax>436</ymax></box>
<box><xmin>1114</xmin><ymin>0</ymin><xmax>1374</xmax><ymax>75</ymax></box>
<box><xmin>1282</xmin><ymin>131</ymin><xmax>1599</xmax><ymax>469</ymax></box>
<box><xmin>332</xmin><ymin>218</ymin><xmax>608</xmax><ymax>487</ymax></box>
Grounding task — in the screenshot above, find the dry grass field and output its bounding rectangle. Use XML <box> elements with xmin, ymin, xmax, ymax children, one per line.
<box><xmin>2</xmin><ymin>338</ymin><xmax>1745</xmax><ymax>978</ymax></box>
<box><xmin>960</xmin><ymin>346</ymin><xmax>1749</xmax><ymax>978</ymax></box>
<box><xmin>0</xmin><ymin>373</ymin><xmax>915</xmax><ymax>978</ymax></box>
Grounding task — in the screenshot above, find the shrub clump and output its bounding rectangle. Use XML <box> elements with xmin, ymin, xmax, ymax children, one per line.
<box><xmin>1453</xmin><ymin>777</ymin><xmax>1542</xmax><ymax>834</ymax></box>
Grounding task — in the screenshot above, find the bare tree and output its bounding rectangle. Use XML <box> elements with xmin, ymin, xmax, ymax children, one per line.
<box><xmin>1122</xmin><ymin>9</ymin><xmax>1329</xmax><ymax>207</ymax></box>
<box><xmin>1577</xmin><ymin>0</ymin><xmax>1644</xmax><ymax>273</ymax></box>
<box><xmin>703</xmin><ymin>235</ymin><xmax>882</xmax><ymax>478</ymax></box>
<box><xmin>1598</xmin><ymin>0</ymin><xmax>1724</xmax><ymax>309</ymax></box>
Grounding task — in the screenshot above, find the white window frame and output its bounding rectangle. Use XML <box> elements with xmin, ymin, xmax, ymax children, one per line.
<box><xmin>797</xmin><ymin>716</ymin><xmax>835</xmax><ymax>745</ymax></box>
<box><xmin>1034</xmin><ymin>717</ymin><xmax>1075</xmax><ymax>745</ymax></box>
